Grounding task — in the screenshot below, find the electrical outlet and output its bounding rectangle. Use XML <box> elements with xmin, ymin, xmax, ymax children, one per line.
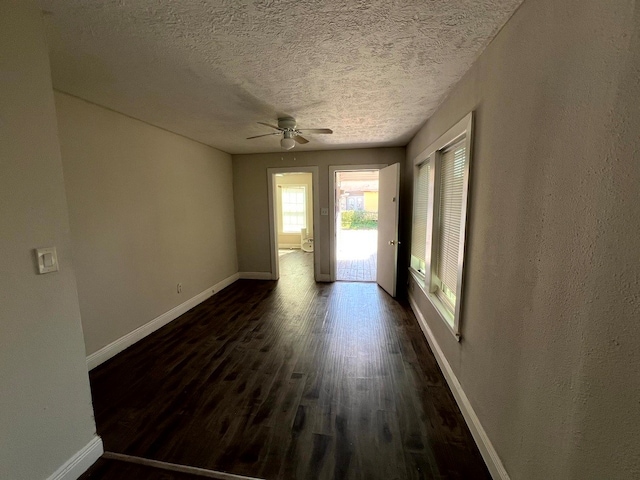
<box><xmin>177</xmin><ymin>283</ymin><xmax>182</xmax><ymax>294</ymax></box>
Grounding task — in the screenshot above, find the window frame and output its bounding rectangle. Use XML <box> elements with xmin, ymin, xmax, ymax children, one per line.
<box><xmin>409</xmin><ymin>112</ymin><xmax>473</xmax><ymax>340</ymax></box>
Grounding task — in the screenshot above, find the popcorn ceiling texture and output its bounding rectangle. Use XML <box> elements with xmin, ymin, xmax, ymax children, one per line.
<box><xmin>41</xmin><ymin>0</ymin><xmax>523</xmax><ymax>154</ymax></box>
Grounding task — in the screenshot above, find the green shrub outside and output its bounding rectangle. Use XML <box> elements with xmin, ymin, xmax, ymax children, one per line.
<box><xmin>341</xmin><ymin>210</ymin><xmax>378</xmax><ymax>230</ymax></box>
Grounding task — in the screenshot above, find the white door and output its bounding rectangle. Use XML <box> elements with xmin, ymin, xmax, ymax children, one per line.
<box><xmin>376</xmin><ymin>163</ymin><xmax>400</xmax><ymax>297</ymax></box>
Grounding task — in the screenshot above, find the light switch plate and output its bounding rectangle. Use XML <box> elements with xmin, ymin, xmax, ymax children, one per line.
<box><xmin>36</xmin><ymin>247</ymin><xmax>58</xmax><ymax>274</ymax></box>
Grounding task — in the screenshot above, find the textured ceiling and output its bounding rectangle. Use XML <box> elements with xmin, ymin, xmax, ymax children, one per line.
<box><xmin>41</xmin><ymin>0</ymin><xmax>523</xmax><ymax>154</ymax></box>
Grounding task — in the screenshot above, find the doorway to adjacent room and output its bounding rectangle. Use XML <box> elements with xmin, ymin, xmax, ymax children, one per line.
<box><xmin>268</xmin><ymin>167</ymin><xmax>319</xmax><ymax>281</ymax></box>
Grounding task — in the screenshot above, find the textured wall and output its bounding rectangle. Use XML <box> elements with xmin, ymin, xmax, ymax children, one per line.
<box><xmin>56</xmin><ymin>93</ymin><xmax>238</xmax><ymax>355</ymax></box>
<box><xmin>233</xmin><ymin>148</ymin><xmax>405</xmax><ymax>275</ymax></box>
<box><xmin>405</xmin><ymin>0</ymin><xmax>640</xmax><ymax>478</ymax></box>
<box><xmin>0</xmin><ymin>3</ymin><xmax>97</xmax><ymax>479</ymax></box>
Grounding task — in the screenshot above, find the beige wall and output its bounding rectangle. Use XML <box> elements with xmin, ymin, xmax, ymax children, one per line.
<box><xmin>404</xmin><ymin>0</ymin><xmax>640</xmax><ymax>478</ymax></box>
<box><xmin>55</xmin><ymin>93</ymin><xmax>238</xmax><ymax>356</ymax></box>
<box><xmin>0</xmin><ymin>3</ymin><xmax>97</xmax><ymax>479</ymax></box>
<box><xmin>275</xmin><ymin>173</ymin><xmax>313</xmax><ymax>247</ymax></box>
<box><xmin>233</xmin><ymin>148</ymin><xmax>404</xmax><ymax>275</ymax></box>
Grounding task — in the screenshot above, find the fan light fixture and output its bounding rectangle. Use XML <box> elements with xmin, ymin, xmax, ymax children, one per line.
<box><xmin>280</xmin><ymin>136</ymin><xmax>295</xmax><ymax>150</ymax></box>
<box><xmin>246</xmin><ymin>117</ymin><xmax>333</xmax><ymax>150</ymax></box>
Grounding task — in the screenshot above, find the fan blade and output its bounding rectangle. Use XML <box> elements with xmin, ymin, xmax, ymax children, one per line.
<box><xmin>298</xmin><ymin>128</ymin><xmax>333</xmax><ymax>134</ymax></box>
<box><xmin>294</xmin><ymin>135</ymin><xmax>309</xmax><ymax>144</ymax></box>
<box><xmin>246</xmin><ymin>132</ymin><xmax>281</xmax><ymax>140</ymax></box>
<box><xmin>257</xmin><ymin>122</ymin><xmax>282</xmax><ymax>131</ymax></box>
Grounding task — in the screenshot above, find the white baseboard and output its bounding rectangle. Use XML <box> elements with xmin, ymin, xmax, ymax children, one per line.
<box><xmin>239</xmin><ymin>272</ymin><xmax>273</xmax><ymax>280</ymax></box>
<box><xmin>315</xmin><ymin>273</ymin><xmax>331</xmax><ymax>282</ymax></box>
<box><xmin>47</xmin><ymin>435</ymin><xmax>103</xmax><ymax>480</ymax></box>
<box><xmin>214</xmin><ymin>272</ymin><xmax>240</xmax><ymax>292</ymax></box>
<box><xmin>278</xmin><ymin>244</ymin><xmax>301</xmax><ymax>249</ymax></box>
<box><xmin>408</xmin><ymin>293</ymin><xmax>510</xmax><ymax>480</ymax></box>
<box><xmin>87</xmin><ymin>273</ymin><xmax>240</xmax><ymax>370</ymax></box>
<box><xmin>103</xmin><ymin>452</ymin><xmax>264</xmax><ymax>480</ymax></box>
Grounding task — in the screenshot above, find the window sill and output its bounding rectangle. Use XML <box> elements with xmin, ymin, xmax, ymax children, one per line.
<box><xmin>409</xmin><ymin>267</ymin><xmax>426</xmax><ymax>289</ymax></box>
<box><xmin>408</xmin><ymin>269</ymin><xmax>461</xmax><ymax>342</ymax></box>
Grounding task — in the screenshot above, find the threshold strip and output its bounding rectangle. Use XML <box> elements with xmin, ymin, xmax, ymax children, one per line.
<box><xmin>102</xmin><ymin>451</ymin><xmax>265</xmax><ymax>480</ymax></box>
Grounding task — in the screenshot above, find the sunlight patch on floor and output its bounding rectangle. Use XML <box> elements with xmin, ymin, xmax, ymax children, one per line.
<box><xmin>337</xmin><ymin>230</ymin><xmax>377</xmax><ymax>281</ymax></box>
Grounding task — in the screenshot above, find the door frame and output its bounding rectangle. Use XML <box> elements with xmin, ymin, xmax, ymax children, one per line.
<box><xmin>267</xmin><ymin>166</ymin><xmax>320</xmax><ymax>281</ymax></box>
<box><xmin>329</xmin><ymin>164</ymin><xmax>387</xmax><ymax>282</ymax></box>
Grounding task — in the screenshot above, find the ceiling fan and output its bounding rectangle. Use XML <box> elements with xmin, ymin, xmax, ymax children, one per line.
<box><xmin>247</xmin><ymin>116</ymin><xmax>333</xmax><ymax>150</ymax></box>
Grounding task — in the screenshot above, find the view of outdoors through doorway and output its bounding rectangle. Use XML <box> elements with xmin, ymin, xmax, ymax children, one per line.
<box><xmin>335</xmin><ymin>170</ymin><xmax>379</xmax><ymax>281</ymax></box>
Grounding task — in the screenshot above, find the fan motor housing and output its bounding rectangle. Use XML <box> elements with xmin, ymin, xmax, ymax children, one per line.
<box><xmin>278</xmin><ymin>117</ymin><xmax>297</xmax><ymax>130</ymax></box>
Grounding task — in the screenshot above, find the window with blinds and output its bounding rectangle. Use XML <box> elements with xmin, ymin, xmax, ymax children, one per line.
<box><xmin>281</xmin><ymin>186</ymin><xmax>306</xmax><ymax>233</ymax></box>
<box><xmin>407</xmin><ymin>111</ymin><xmax>472</xmax><ymax>339</ymax></box>
<box><xmin>434</xmin><ymin>141</ymin><xmax>466</xmax><ymax>314</ymax></box>
<box><xmin>411</xmin><ymin>162</ymin><xmax>430</xmax><ymax>275</ymax></box>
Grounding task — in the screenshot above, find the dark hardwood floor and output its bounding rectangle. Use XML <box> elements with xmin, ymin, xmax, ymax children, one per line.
<box><xmin>81</xmin><ymin>250</ymin><xmax>490</xmax><ymax>479</ymax></box>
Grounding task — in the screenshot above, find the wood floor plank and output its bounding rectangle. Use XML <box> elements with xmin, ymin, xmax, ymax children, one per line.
<box><xmin>85</xmin><ymin>250</ymin><xmax>490</xmax><ymax>479</ymax></box>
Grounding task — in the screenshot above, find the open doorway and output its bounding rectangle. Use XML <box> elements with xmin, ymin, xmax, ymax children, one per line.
<box><xmin>268</xmin><ymin>167</ymin><xmax>320</xmax><ymax>281</ymax></box>
<box><xmin>331</xmin><ymin>168</ymin><xmax>381</xmax><ymax>282</ymax></box>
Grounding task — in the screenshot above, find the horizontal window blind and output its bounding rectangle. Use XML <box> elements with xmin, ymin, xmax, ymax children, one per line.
<box><xmin>435</xmin><ymin>141</ymin><xmax>466</xmax><ymax>313</ymax></box>
<box><xmin>411</xmin><ymin>162</ymin><xmax>430</xmax><ymax>273</ymax></box>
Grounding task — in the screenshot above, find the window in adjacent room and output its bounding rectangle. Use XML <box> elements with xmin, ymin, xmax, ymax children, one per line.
<box><xmin>409</xmin><ymin>112</ymin><xmax>473</xmax><ymax>339</ymax></box>
<box><xmin>281</xmin><ymin>185</ymin><xmax>306</xmax><ymax>233</ymax></box>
